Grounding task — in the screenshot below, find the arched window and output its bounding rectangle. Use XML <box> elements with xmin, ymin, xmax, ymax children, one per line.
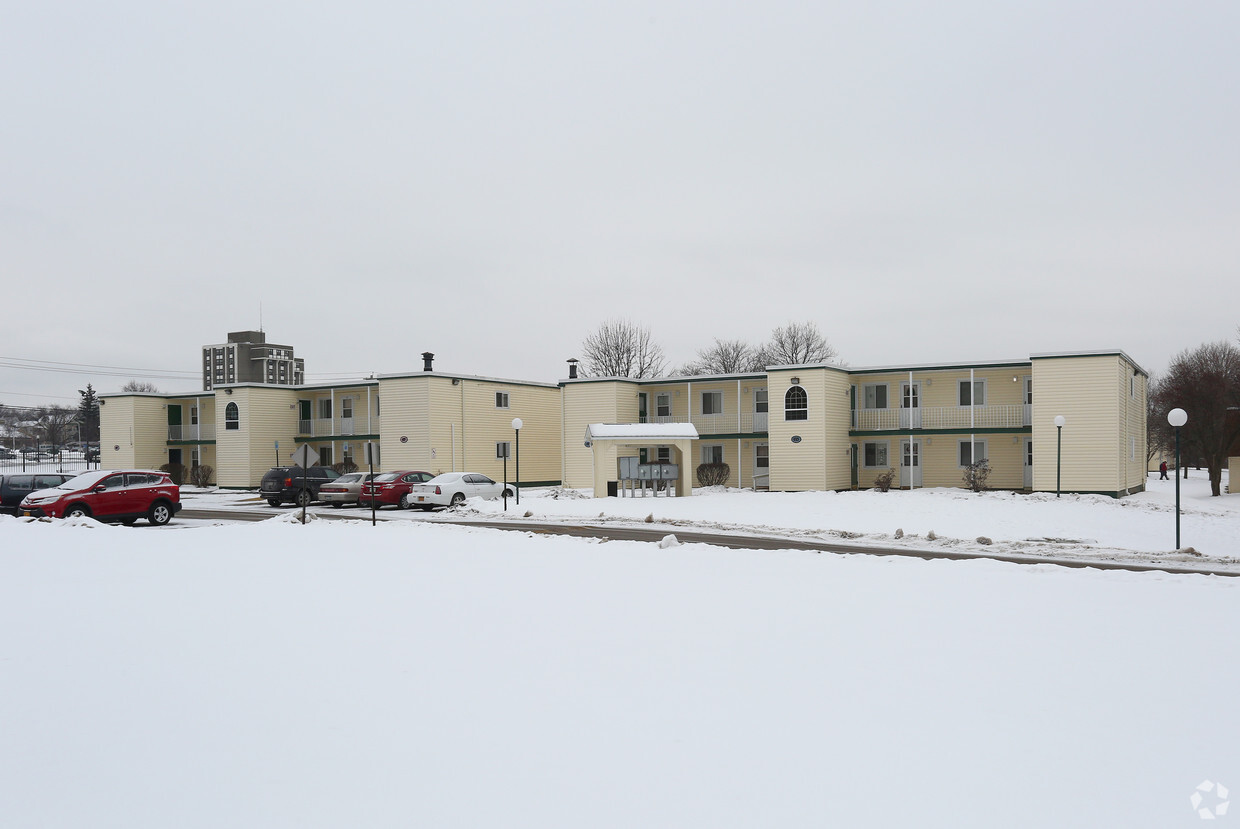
<box><xmin>784</xmin><ymin>386</ymin><xmax>808</xmax><ymax>421</ymax></box>
<box><xmin>225</xmin><ymin>401</ymin><xmax>240</xmax><ymax>430</ymax></box>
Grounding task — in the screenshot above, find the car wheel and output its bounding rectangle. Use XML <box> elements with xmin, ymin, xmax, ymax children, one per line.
<box><xmin>502</xmin><ymin>487</ymin><xmax>515</xmax><ymax>498</ymax></box>
<box><xmin>296</xmin><ymin>490</ymin><xmax>312</xmax><ymax>508</ymax></box>
<box><xmin>148</xmin><ymin>502</ymin><xmax>172</xmax><ymax>526</ymax></box>
<box><xmin>267</xmin><ymin>498</ymin><xmax>281</xmax><ymax>507</ymax></box>
<box><xmin>418</xmin><ymin>505</ymin><xmax>433</xmax><ymax>512</ymax></box>
<box><xmin>121</xmin><ymin>518</ymin><xmax>137</xmax><ymax>526</ymax></box>
<box><xmin>450</xmin><ymin>492</ymin><xmax>466</xmax><ymax>507</ymax></box>
<box><xmin>399</xmin><ymin>494</ymin><xmax>411</xmax><ymax>510</ymax></box>
<box><xmin>65</xmin><ymin>504</ymin><xmax>90</xmax><ymax>519</ymax></box>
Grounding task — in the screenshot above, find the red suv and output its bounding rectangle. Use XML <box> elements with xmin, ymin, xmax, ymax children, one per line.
<box><xmin>359</xmin><ymin>470</ymin><xmax>434</xmax><ymax>510</ymax></box>
<box><xmin>21</xmin><ymin>470</ymin><xmax>182</xmax><ymax>526</ymax></box>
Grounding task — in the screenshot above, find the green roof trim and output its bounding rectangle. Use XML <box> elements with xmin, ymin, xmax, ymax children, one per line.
<box><xmin>849</xmin><ymin>427</ymin><xmax>1032</xmax><ymax>438</ymax></box>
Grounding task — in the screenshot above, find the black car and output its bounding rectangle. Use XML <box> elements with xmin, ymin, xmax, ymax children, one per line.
<box><xmin>1</xmin><ymin>473</ymin><xmax>77</xmax><ymax>515</ymax></box>
<box><xmin>259</xmin><ymin>466</ymin><xmax>341</xmax><ymax>507</ymax></box>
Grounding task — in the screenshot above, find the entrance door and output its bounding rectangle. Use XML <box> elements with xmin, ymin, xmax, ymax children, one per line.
<box><xmin>753</xmin><ymin>389</ymin><xmax>768</xmax><ymax>432</ymax></box>
<box><xmin>1024</xmin><ymin>438</ymin><xmax>1033</xmax><ymax>489</ymax></box>
<box><xmin>298</xmin><ymin>400</ymin><xmax>312</xmax><ymax>434</ymax></box>
<box><xmin>341</xmin><ymin>397</ymin><xmax>355</xmax><ymax>435</ymax></box>
<box><xmin>900</xmin><ymin>440</ymin><xmax>922</xmax><ymax>487</ymax></box>
<box><xmin>638</xmin><ymin>393</ymin><xmax>648</xmax><ymax>424</ymax></box>
<box><xmin>167</xmin><ymin>405</ymin><xmax>182</xmax><ymax>440</ymax></box>
<box><xmin>899</xmin><ymin>383</ymin><xmax>922</xmax><ymax>429</ymax></box>
<box><xmin>851</xmin><ymin>444</ymin><xmax>859</xmax><ymax>488</ymax></box>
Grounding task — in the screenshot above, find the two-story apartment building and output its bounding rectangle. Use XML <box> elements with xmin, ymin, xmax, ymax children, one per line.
<box><xmin>102</xmin><ymin>347</ymin><xmax>1148</xmax><ymax>499</ymax></box>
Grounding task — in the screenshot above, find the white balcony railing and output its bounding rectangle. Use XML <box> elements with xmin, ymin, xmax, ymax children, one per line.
<box><xmin>853</xmin><ymin>404</ymin><xmax>1029</xmax><ymax>431</ymax></box>
<box><xmin>167</xmin><ymin>424</ymin><xmax>216</xmax><ymax>441</ymax></box>
<box><xmin>298</xmin><ymin>416</ymin><xmax>381</xmax><ymax>437</ymax></box>
<box><xmin>641</xmin><ymin>412</ymin><xmax>768</xmax><ymax>434</ymax></box>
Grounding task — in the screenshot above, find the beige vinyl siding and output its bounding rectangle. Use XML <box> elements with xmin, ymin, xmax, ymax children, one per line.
<box><xmin>377</xmin><ymin>376</ymin><xmax>430</xmax><ymax>473</ymax></box>
<box><xmin>561</xmin><ymin>381</ymin><xmax>636</xmax><ymax>488</ymax></box>
<box><xmin>767</xmin><ymin>367</ymin><xmax>850</xmax><ymax>491</ymax></box>
<box><xmin>377</xmin><ymin>376</ymin><xmax>561</xmax><ymax>483</ymax></box>
<box><xmin>100</xmin><ymin>396</ymin><xmax>168</xmax><ymax>471</ymax></box>
<box><xmin>215</xmin><ymin>387</ymin><xmax>300</xmax><ymax>487</ymax></box>
<box><xmin>1032</xmin><ymin>354</ymin><xmax>1135</xmax><ymax>495</ymax></box>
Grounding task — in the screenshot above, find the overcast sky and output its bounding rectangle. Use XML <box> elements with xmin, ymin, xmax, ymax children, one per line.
<box><xmin>3</xmin><ymin>0</ymin><xmax>1238</xmax><ymax>408</ymax></box>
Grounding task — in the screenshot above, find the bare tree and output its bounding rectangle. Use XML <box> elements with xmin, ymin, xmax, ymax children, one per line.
<box><xmin>580</xmin><ymin>319</ymin><xmax>666</xmax><ymax>378</ymax></box>
<box><xmin>35</xmin><ymin>405</ymin><xmax>78</xmax><ymax>449</ymax></box>
<box><xmin>1145</xmin><ymin>373</ymin><xmax>1170</xmax><ymax>469</ymax></box>
<box><xmin>121</xmin><ymin>380</ymin><xmax>161</xmax><ymax>393</ymax></box>
<box><xmin>756</xmin><ymin>321</ymin><xmax>838</xmax><ymax>366</ymax></box>
<box><xmin>680</xmin><ymin>339</ymin><xmax>765</xmax><ymax>375</ymax></box>
<box><xmin>1150</xmin><ymin>340</ymin><xmax>1240</xmax><ymax>496</ymax></box>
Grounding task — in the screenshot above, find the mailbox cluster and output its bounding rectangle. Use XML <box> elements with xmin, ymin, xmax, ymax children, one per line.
<box><xmin>617</xmin><ymin>457</ymin><xmax>680</xmax><ymax>498</ymax></box>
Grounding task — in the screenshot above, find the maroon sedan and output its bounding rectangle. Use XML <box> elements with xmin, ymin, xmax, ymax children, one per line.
<box><xmin>359</xmin><ymin>470</ymin><xmax>435</xmax><ymax>509</ymax></box>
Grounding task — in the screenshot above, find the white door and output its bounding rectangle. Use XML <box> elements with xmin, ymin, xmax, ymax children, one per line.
<box><xmin>899</xmin><ymin>383</ymin><xmax>922</xmax><ymax>429</ymax></box>
<box><xmin>1024</xmin><ymin>438</ymin><xmax>1033</xmax><ymax>488</ymax></box>
<box><xmin>341</xmin><ymin>397</ymin><xmax>355</xmax><ymax>435</ymax></box>
<box><xmin>900</xmin><ymin>440</ymin><xmax>922</xmax><ymax>487</ymax></box>
<box><xmin>753</xmin><ymin>389</ymin><xmax>768</xmax><ymax>432</ymax></box>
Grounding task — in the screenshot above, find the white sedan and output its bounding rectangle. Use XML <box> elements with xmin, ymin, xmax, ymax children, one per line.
<box><xmin>407</xmin><ymin>472</ymin><xmax>515</xmax><ymax>510</ymax></box>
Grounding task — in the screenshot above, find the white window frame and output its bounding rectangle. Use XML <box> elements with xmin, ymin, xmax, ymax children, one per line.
<box><xmin>784</xmin><ymin>386</ymin><xmax>808</xmax><ymax>421</ymax></box>
<box><xmin>958</xmin><ymin>439</ymin><xmax>988</xmax><ymax>467</ymax></box>
<box><xmin>958</xmin><ymin>379</ymin><xmax>986</xmax><ymax>407</ymax></box>
<box><xmin>701</xmin><ymin>444</ymin><xmax>724</xmax><ymax>465</ymax></box>
<box><xmin>863</xmin><ymin>383</ymin><xmax>888</xmax><ymax>410</ymax></box>
<box><xmin>225</xmin><ymin>402</ymin><xmax>240</xmax><ymax>430</ymax></box>
<box><xmin>656</xmin><ymin>446</ymin><xmax>671</xmax><ymax>463</ymax></box>
<box><xmin>342</xmin><ymin>397</ymin><xmax>354</xmax><ymax>419</ymax></box>
<box><xmin>495</xmin><ymin>392</ymin><xmax>510</xmax><ymax>409</ymax></box>
<box><xmin>656</xmin><ymin>393</ymin><xmax>671</xmax><ymax>418</ymax></box>
<box><xmin>754</xmin><ymin>443</ymin><xmax>769</xmax><ymax>469</ymax></box>
<box><xmin>701</xmin><ymin>391</ymin><xmax>723</xmax><ymax>415</ymax></box>
<box><xmin>863</xmin><ymin>441</ymin><xmax>889</xmax><ymax>468</ymax></box>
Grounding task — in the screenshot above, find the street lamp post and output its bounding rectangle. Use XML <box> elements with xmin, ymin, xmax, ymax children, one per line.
<box><xmin>511</xmin><ymin>418</ymin><xmax>523</xmax><ymax>505</ymax></box>
<box><xmin>1053</xmin><ymin>415</ymin><xmax>1066</xmax><ymax>497</ymax></box>
<box><xmin>1168</xmin><ymin>408</ymin><xmax>1187</xmax><ymax>549</ymax></box>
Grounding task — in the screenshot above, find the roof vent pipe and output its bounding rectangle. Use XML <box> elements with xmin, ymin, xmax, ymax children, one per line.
<box><xmin>567</xmin><ymin>358</ymin><xmax>579</xmax><ymax>379</ymax></box>
<box><xmin>421</xmin><ymin>352</ymin><xmax>435</xmax><ymax>372</ymax></box>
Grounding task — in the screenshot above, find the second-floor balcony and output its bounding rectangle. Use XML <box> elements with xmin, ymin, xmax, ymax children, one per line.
<box><xmin>167</xmin><ymin>424</ymin><xmax>216</xmax><ymax>441</ymax></box>
<box><xmin>298</xmin><ymin>416</ymin><xmax>381</xmax><ymax>437</ymax></box>
<box><xmin>640</xmin><ymin>412</ymin><xmax>769</xmax><ymax>433</ymax></box>
<box><xmin>853</xmin><ymin>404</ymin><xmax>1031</xmax><ymax>432</ymax></box>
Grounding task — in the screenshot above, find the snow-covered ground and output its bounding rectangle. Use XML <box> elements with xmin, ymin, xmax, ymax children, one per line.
<box><xmin>1</xmin><ymin>472</ymin><xmax>1237</xmax><ymax>827</ymax></box>
<box><xmin>190</xmin><ymin>469</ymin><xmax>1239</xmax><ymax>571</ymax></box>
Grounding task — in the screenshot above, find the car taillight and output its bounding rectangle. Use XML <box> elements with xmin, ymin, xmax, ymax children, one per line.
<box><xmin>284</xmin><ymin>477</ymin><xmax>293</xmax><ymax>487</ymax></box>
<box><xmin>435</xmin><ymin>485</ymin><xmax>441</xmax><ymax>495</ymax></box>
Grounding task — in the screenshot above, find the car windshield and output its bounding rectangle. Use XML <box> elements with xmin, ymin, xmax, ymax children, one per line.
<box><xmin>58</xmin><ymin>471</ymin><xmax>110</xmax><ymax>490</ymax></box>
<box><xmin>373</xmin><ymin>473</ymin><xmax>400</xmax><ymax>483</ymax></box>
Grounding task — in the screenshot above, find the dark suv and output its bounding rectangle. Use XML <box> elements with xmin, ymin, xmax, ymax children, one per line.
<box><xmin>260</xmin><ymin>466</ymin><xmax>341</xmax><ymax>507</ymax></box>
<box><xmin>1</xmin><ymin>473</ymin><xmax>77</xmax><ymax>515</ymax></box>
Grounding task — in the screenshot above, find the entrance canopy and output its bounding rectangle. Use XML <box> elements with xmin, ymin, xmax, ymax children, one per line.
<box><xmin>584</xmin><ymin>423</ymin><xmax>699</xmax><ymax>498</ymax></box>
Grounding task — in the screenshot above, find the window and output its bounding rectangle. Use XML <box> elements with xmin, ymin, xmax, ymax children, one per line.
<box><xmin>959</xmin><ymin>380</ymin><xmax>986</xmax><ymax>407</ymax></box>
<box><xmin>190</xmin><ymin>406</ymin><xmax>198</xmax><ymax>425</ymax></box>
<box><xmin>342</xmin><ymin>398</ymin><xmax>353</xmax><ymax>419</ymax></box>
<box><xmin>754</xmin><ymin>389</ymin><xmax>768</xmax><ymax>413</ymax></box>
<box><xmin>863</xmin><ymin>384</ymin><xmax>888</xmax><ymax>409</ymax></box>
<box><xmin>319</xmin><ymin>399</ymin><xmax>332</xmax><ymax>419</ymax></box>
<box><xmin>755</xmin><ymin>444</ymin><xmax>769</xmax><ymax>469</ymax></box>
<box><xmin>496</xmin><ymin>392</ymin><xmax>510</xmax><ymax>409</ymax></box>
<box><xmin>863</xmin><ymin>442</ymin><xmax>889</xmax><ymax>468</ymax></box>
<box><xmin>784</xmin><ymin>386</ymin><xmax>808</xmax><ymax>421</ymax></box>
<box><xmin>958</xmin><ymin>440</ymin><xmax>987</xmax><ymax>467</ymax></box>
<box><xmin>656</xmin><ymin>447</ymin><xmax>671</xmax><ymax>463</ymax></box>
<box><xmin>496</xmin><ymin>441</ymin><xmax>511</xmax><ymax>459</ymax></box>
<box><xmin>319</xmin><ymin>446</ymin><xmax>333</xmax><ymax>466</ymax></box>
<box><xmin>701</xmin><ymin>391</ymin><xmax>723</xmax><ymax>415</ymax></box>
<box><xmin>656</xmin><ymin>393</ymin><xmax>671</xmax><ymax>418</ymax></box>
<box><xmin>225</xmin><ymin>402</ymin><xmax>239</xmax><ymax>430</ymax></box>
<box><xmin>701</xmin><ymin>444</ymin><xmax>724</xmax><ymax>464</ymax></box>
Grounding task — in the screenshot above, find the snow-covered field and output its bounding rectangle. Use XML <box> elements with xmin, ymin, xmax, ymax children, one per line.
<box><xmin>2</xmin><ymin>472</ymin><xmax>1237</xmax><ymax>827</ymax></box>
